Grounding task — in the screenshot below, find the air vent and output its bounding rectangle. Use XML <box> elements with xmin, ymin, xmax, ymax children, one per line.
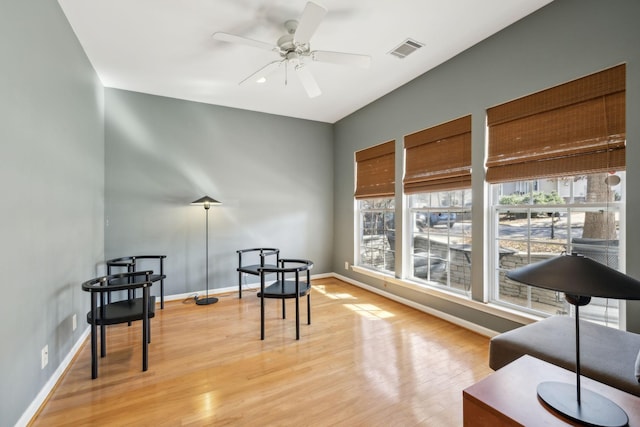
<box><xmin>388</xmin><ymin>38</ymin><xmax>424</xmax><ymax>59</ymax></box>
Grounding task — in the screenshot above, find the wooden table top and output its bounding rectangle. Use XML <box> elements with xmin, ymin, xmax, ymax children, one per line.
<box><xmin>463</xmin><ymin>355</ymin><xmax>640</xmax><ymax>426</ymax></box>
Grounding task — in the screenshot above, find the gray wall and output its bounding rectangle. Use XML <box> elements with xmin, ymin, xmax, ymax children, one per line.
<box><xmin>0</xmin><ymin>1</ymin><xmax>105</xmax><ymax>426</ymax></box>
<box><xmin>4</xmin><ymin>0</ymin><xmax>640</xmax><ymax>426</ymax></box>
<box><xmin>105</xmin><ymin>89</ymin><xmax>334</xmax><ymax>295</ymax></box>
<box><xmin>333</xmin><ymin>0</ymin><xmax>640</xmax><ymax>333</ymax></box>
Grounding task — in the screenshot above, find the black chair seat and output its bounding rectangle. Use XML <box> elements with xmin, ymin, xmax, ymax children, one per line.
<box><xmin>258</xmin><ymin>280</ymin><xmax>311</xmax><ymax>299</ymax></box>
<box><xmin>86</xmin><ymin>296</ymin><xmax>156</xmax><ymax>326</ymax></box>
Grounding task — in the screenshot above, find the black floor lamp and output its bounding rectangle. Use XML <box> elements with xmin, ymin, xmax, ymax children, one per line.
<box><xmin>192</xmin><ymin>195</ymin><xmax>221</xmax><ymax>305</ymax></box>
<box><xmin>507</xmin><ymin>253</ymin><xmax>640</xmax><ymax>427</ymax></box>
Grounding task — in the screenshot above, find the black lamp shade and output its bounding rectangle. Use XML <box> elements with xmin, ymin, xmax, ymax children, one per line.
<box><xmin>192</xmin><ymin>196</ymin><xmax>221</xmax><ymax>206</ymax></box>
<box><xmin>506</xmin><ymin>253</ymin><xmax>640</xmax><ymax>300</ymax></box>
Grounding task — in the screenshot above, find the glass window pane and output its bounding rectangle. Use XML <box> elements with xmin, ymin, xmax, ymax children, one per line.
<box><xmin>491</xmin><ymin>172</ymin><xmax>624</xmax><ymax>327</ymax></box>
<box><xmin>358</xmin><ymin>198</ymin><xmax>395</xmax><ymax>274</ymax></box>
<box><xmin>408</xmin><ymin>189</ymin><xmax>472</xmax><ymax>297</ymax></box>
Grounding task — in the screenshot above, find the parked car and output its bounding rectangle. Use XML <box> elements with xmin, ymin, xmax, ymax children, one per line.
<box><xmin>416</xmin><ymin>212</ymin><xmax>457</xmax><ymax>230</ymax></box>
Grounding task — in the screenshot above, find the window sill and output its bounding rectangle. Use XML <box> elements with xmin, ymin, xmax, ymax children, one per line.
<box><xmin>351</xmin><ymin>265</ymin><xmax>540</xmax><ymax>327</ymax></box>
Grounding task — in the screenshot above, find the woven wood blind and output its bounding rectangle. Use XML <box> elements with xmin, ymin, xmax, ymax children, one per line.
<box><xmin>486</xmin><ymin>64</ymin><xmax>626</xmax><ymax>183</ymax></box>
<box><xmin>354</xmin><ymin>140</ymin><xmax>395</xmax><ymax>199</ymax></box>
<box><xmin>403</xmin><ymin>115</ymin><xmax>471</xmax><ymax>194</ymax></box>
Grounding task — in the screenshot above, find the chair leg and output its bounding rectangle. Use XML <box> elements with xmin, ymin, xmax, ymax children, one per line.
<box><xmin>91</xmin><ymin>323</ymin><xmax>98</xmax><ymax>379</ymax></box>
<box><xmin>100</xmin><ymin>324</ymin><xmax>106</xmax><ymax>358</ymax></box>
<box><xmin>260</xmin><ymin>295</ymin><xmax>265</xmax><ymax>340</ymax></box>
<box><xmin>142</xmin><ymin>288</ymin><xmax>149</xmax><ymax>371</ymax></box>
<box><xmin>307</xmin><ymin>293</ymin><xmax>311</xmax><ymax>325</ymax></box>
<box><xmin>147</xmin><ymin>316</ymin><xmax>152</xmax><ymax>344</ymax></box>
<box><xmin>160</xmin><ymin>259</ymin><xmax>165</xmax><ymax>309</ymax></box>
<box><xmin>238</xmin><ymin>252</ymin><xmax>243</xmax><ymax>299</ymax></box>
<box><xmin>295</xmin><ymin>294</ymin><xmax>300</xmax><ymax>340</ymax></box>
<box><xmin>260</xmin><ymin>275</ymin><xmax>265</xmax><ymax>340</ymax></box>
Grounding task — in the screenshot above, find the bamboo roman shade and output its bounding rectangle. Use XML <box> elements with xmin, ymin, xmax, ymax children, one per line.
<box><xmin>403</xmin><ymin>115</ymin><xmax>471</xmax><ymax>194</ymax></box>
<box><xmin>354</xmin><ymin>140</ymin><xmax>395</xmax><ymax>199</ymax></box>
<box><xmin>486</xmin><ymin>64</ymin><xmax>626</xmax><ymax>183</ymax></box>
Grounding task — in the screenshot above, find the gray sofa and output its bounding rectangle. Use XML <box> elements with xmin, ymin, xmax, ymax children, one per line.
<box><xmin>489</xmin><ymin>315</ymin><xmax>640</xmax><ymax>397</ymax></box>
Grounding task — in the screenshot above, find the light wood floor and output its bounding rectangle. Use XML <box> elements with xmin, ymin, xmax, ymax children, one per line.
<box><xmin>30</xmin><ymin>277</ymin><xmax>492</xmax><ymax>426</ymax></box>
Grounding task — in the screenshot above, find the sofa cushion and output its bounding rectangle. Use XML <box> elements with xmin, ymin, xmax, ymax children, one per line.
<box><xmin>489</xmin><ymin>315</ymin><xmax>640</xmax><ymax>397</ymax></box>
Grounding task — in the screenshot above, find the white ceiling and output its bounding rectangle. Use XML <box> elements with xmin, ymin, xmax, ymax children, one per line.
<box><xmin>58</xmin><ymin>0</ymin><xmax>552</xmax><ymax>123</ymax></box>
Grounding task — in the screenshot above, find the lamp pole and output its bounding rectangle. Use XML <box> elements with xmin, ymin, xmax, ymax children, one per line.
<box><xmin>192</xmin><ymin>196</ymin><xmax>220</xmax><ymax>305</ymax></box>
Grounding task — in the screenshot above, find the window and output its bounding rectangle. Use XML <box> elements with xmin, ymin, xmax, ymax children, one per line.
<box><xmin>355</xmin><ymin>141</ymin><xmax>395</xmax><ymax>274</ymax></box>
<box><xmin>491</xmin><ymin>173</ymin><xmax>624</xmax><ymax>325</ymax></box>
<box><xmin>358</xmin><ymin>198</ymin><xmax>395</xmax><ymax>273</ymax></box>
<box><xmin>487</xmin><ymin>64</ymin><xmax>626</xmax><ymax>326</ymax></box>
<box><xmin>408</xmin><ymin>190</ymin><xmax>472</xmax><ymax>294</ymax></box>
<box><xmin>404</xmin><ymin>115</ymin><xmax>472</xmax><ymax>295</ymax></box>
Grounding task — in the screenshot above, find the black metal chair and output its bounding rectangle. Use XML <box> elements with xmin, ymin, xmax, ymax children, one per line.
<box><xmin>81</xmin><ymin>271</ymin><xmax>156</xmax><ymax>379</ymax></box>
<box><xmin>258</xmin><ymin>258</ymin><xmax>313</xmax><ymax>340</ymax></box>
<box><xmin>236</xmin><ymin>248</ymin><xmax>279</xmax><ymax>298</ymax></box>
<box><xmin>106</xmin><ymin>255</ymin><xmax>167</xmax><ymax>308</ymax></box>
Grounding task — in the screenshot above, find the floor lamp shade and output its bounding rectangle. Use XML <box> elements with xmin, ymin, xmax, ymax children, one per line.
<box><xmin>192</xmin><ymin>195</ymin><xmax>221</xmax><ymax>305</ymax></box>
<box><xmin>506</xmin><ymin>253</ymin><xmax>640</xmax><ymax>427</ymax></box>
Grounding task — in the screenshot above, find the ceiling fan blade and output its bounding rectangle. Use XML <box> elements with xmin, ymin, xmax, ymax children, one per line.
<box><xmin>213</xmin><ymin>32</ymin><xmax>279</xmax><ymax>52</ymax></box>
<box><xmin>295</xmin><ymin>63</ymin><xmax>321</xmax><ymax>98</ymax></box>
<box><xmin>293</xmin><ymin>2</ymin><xmax>327</xmax><ymax>45</ymax></box>
<box><xmin>311</xmin><ymin>50</ymin><xmax>371</xmax><ymax>68</ymax></box>
<box><xmin>239</xmin><ymin>60</ymin><xmax>284</xmax><ymax>85</ymax></box>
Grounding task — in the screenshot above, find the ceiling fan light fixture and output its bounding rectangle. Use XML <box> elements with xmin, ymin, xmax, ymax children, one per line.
<box><xmin>215</xmin><ymin>1</ymin><xmax>367</xmax><ymax>98</ymax></box>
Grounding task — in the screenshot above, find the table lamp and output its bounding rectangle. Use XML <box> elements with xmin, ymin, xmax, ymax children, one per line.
<box><xmin>192</xmin><ymin>195</ymin><xmax>221</xmax><ymax>305</ymax></box>
<box><xmin>506</xmin><ymin>253</ymin><xmax>640</xmax><ymax>427</ymax></box>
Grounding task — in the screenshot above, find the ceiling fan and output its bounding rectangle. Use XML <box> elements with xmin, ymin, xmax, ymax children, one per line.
<box><xmin>213</xmin><ymin>1</ymin><xmax>371</xmax><ymax>98</ymax></box>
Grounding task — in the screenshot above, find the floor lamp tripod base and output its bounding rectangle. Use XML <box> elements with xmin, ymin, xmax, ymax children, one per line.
<box><xmin>195</xmin><ymin>296</ymin><xmax>219</xmax><ymax>305</ymax></box>
<box><xmin>537</xmin><ymin>381</ymin><xmax>628</xmax><ymax>427</ymax></box>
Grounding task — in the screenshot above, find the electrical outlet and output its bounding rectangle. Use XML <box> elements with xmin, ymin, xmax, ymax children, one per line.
<box><xmin>72</xmin><ymin>314</ymin><xmax>77</xmax><ymax>331</ymax></box>
<box><xmin>41</xmin><ymin>345</ymin><xmax>48</xmax><ymax>369</ymax></box>
<box><xmin>344</xmin><ymin>261</ymin><xmax>349</xmax><ymax>270</ymax></box>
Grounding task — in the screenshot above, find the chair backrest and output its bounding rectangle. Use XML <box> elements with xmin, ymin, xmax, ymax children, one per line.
<box><xmin>259</xmin><ymin>258</ymin><xmax>314</xmax><ymax>285</ymax></box>
<box><xmin>237</xmin><ymin>248</ymin><xmax>280</xmax><ymax>267</ymax></box>
<box><xmin>82</xmin><ymin>270</ymin><xmax>154</xmax><ymax>302</ymax></box>
<box><xmin>571</xmin><ymin>238</ymin><xmax>619</xmax><ymax>270</ymax></box>
<box><xmin>106</xmin><ymin>256</ymin><xmax>135</xmax><ymax>273</ymax></box>
<box><xmin>106</xmin><ymin>255</ymin><xmax>166</xmax><ymax>274</ymax></box>
<box><xmin>258</xmin><ymin>258</ymin><xmax>313</xmax><ymax>274</ymax></box>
